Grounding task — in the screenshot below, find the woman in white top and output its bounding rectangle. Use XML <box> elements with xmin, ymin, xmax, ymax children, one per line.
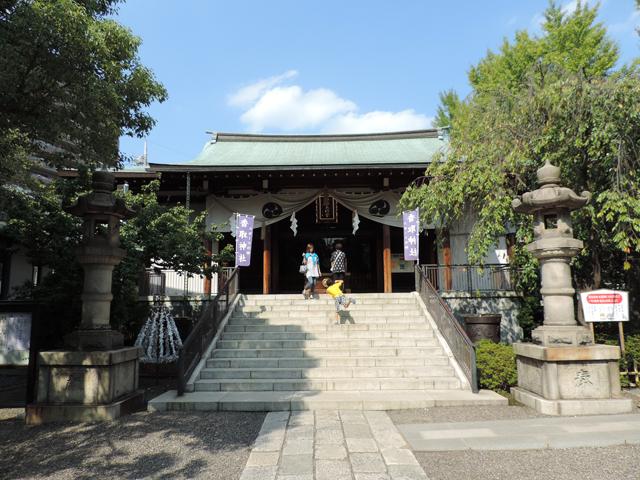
<box><xmin>302</xmin><ymin>243</ymin><xmax>321</xmax><ymax>300</ymax></box>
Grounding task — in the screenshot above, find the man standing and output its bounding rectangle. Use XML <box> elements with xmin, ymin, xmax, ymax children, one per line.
<box><xmin>330</xmin><ymin>242</ymin><xmax>347</xmax><ymax>282</ymax></box>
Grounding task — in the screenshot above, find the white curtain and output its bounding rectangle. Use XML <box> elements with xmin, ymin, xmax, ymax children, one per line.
<box><xmin>206</xmin><ymin>188</ymin><xmax>412</xmax><ymax>232</ymax></box>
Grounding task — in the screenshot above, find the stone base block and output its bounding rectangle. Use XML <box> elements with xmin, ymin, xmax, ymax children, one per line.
<box><xmin>513</xmin><ymin>342</ymin><xmax>631</xmax><ymax>416</ymax></box>
<box><xmin>512</xmin><ymin>387</ymin><xmax>633</xmax><ymax>416</ymax></box>
<box><xmin>26</xmin><ymin>390</ymin><xmax>144</xmax><ymax>424</ymax></box>
<box><xmin>30</xmin><ymin>346</ymin><xmax>141</xmax><ymax>422</ymax></box>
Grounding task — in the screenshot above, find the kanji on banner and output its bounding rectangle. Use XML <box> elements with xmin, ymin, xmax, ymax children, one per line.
<box><xmin>235</xmin><ymin>214</ymin><xmax>255</xmax><ymax>267</ymax></box>
<box><xmin>402</xmin><ymin>208</ymin><xmax>420</xmax><ymax>261</ymax></box>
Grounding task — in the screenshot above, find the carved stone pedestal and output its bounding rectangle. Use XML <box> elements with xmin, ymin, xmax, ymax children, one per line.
<box><xmin>512</xmin><ymin>343</ymin><xmax>632</xmax><ymax>415</ymax></box>
<box><xmin>26</xmin><ymin>347</ymin><xmax>143</xmax><ymax>424</ymax></box>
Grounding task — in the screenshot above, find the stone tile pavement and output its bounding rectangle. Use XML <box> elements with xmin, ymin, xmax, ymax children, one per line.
<box><xmin>398</xmin><ymin>413</ymin><xmax>640</xmax><ymax>451</ymax></box>
<box><xmin>240</xmin><ymin>410</ymin><xmax>428</xmax><ymax>480</ymax></box>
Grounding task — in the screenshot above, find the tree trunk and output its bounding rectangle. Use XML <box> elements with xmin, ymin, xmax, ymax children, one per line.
<box><xmin>592</xmin><ymin>250</ymin><xmax>601</xmax><ymax>290</ymax></box>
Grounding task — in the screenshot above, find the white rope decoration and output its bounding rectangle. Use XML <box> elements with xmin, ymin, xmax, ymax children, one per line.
<box><xmin>134</xmin><ymin>304</ymin><xmax>184</xmax><ymax>363</ymax></box>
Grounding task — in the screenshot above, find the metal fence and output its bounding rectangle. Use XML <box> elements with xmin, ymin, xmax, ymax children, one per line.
<box><xmin>420</xmin><ymin>264</ymin><xmax>518</xmax><ymax>294</ymax></box>
<box><xmin>176</xmin><ymin>267</ymin><xmax>239</xmax><ymax>395</ymax></box>
<box><xmin>139</xmin><ymin>269</ymin><xmax>209</xmax><ymax>297</ymax></box>
<box><xmin>415</xmin><ymin>265</ymin><xmax>478</xmax><ymax>393</ymax></box>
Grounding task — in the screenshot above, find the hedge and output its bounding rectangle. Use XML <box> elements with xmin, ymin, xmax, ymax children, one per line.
<box><xmin>475</xmin><ymin>340</ymin><xmax>518</xmax><ymax>393</ymax></box>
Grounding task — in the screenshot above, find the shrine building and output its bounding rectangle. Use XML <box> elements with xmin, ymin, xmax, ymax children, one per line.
<box><xmin>121</xmin><ymin>129</ymin><xmax>512</xmax><ymax>297</ymax></box>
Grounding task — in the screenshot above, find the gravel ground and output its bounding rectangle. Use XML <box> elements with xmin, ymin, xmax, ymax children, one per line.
<box><xmin>389</xmin><ymin>405</ymin><xmax>543</xmax><ymax>424</ymax></box>
<box><xmin>416</xmin><ymin>446</ymin><xmax>640</xmax><ymax>480</ymax></box>
<box><xmin>0</xmin><ymin>409</ymin><xmax>265</xmax><ymax>480</ymax></box>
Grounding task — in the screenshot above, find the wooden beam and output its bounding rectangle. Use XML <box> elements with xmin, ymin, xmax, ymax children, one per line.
<box><xmin>442</xmin><ymin>229</ymin><xmax>453</xmax><ymax>291</ymax></box>
<box><xmin>263</xmin><ymin>225</ymin><xmax>271</xmax><ymax>294</ymax></box>
<box><xmin>383</xmin><ymin>224</ymin><xmax>392</xmax><ymax>293</ymax></box>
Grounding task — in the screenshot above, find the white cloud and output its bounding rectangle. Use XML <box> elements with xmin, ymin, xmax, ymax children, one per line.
<box><xmin>239</xmin><ymin>85</ymin><xmax>356</xmax><ymax>131</ymax></box>
<box><xmin>323</xmin><ymin>110</ymin><xmax>432</xmax><ymax>134</ymax></box>
<box><xmin>227</xmin><ymin>70</ymin><xmax>298</xmax><ymax>108</ymax></box>
<box><xmin>229</xmin><ymin>71</ymin><xmax>432</xmax><ymax>134</ymax></box>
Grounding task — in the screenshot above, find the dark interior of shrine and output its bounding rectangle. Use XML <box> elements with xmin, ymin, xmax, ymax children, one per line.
<box><xmin>219</xmin><ymin>201</ymin><xmax>437</xmax><ymax>294</ymax></box>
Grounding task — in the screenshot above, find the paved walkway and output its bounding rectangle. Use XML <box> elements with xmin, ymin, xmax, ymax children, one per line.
<box><xmin>239</xmin><ymin>410</ymin><xmax>428</xmax><ymax>480</ymax></box>
<box><xmin>399</xmin><ymin>413</ymin><xmax>640</xmax><ymax>451</ymax></box>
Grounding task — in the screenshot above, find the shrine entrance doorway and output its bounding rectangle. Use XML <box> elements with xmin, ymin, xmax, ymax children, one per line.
<box><xmin>273</xmin><ymin>202</ymin><xmax>380</xmax><ymax>293</ymax></box>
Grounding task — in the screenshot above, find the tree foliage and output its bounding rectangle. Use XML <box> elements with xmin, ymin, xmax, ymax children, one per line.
<box><xmin>432</xmin><ymin>89</ymin><xmax>461</xmax><ymax>128</ymax></box>
<box><xmin>1</xmin><ymin>174</ymin><xmax>232</xmax><ymax>340</ymax></box>
<box><xmin>402</xmin><ymin>2</ymin><xmax>640</xmax><ymax>297</ymax></box>
<box><xmin>0</xmin><ymin>0</ymin><xmax>167</xmax><ymax>185</ymax></box>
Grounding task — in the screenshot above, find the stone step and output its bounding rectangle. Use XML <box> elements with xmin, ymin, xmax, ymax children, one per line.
<box><xmin>228</xmin><ymin>317</ymin><xmax>426</xmax><ymax>326</ymax></box>
<box><xmin>221</xmin><ymin>330</ymin><xmax>434</xmax><ymax>340</ymax></box>
<box><xmin>224</xmin><ymin>323</ymin><xmax>431</xmax><ymax>333</ymax></box>
<box><xmin>234</xmin><ymin>309</ymin><xmax>418</xmax><ymax>318</ymax></box>
<box><xmin>216</xmin><ymin>338</ymin><xmax>439</xmax><ymax>349</ymax></box>
<box><xmin>242</xmin><ymin>293</ymin><xmax>415</xmax><ymax>300</ymax></box>
<box><xmin>149</xmin><ymin>389</ymin><xmax>509</xmax><ymax>412</ymax></box>
<box><xmin>238</xmin><ymin>294</ymin><xmax>416</xmax><ymax>306</ymax></box>
<box><xmin>193</xmin><ymin>377</ymin><xmax>462</xmax><ymax>392</ymax></box>
<box><xmin>211</xmin><ymin>347</ymin><xmax>444</xmax><ymax>358</ymax></box>
<box><xmin>237</xmin><ymin>303</ymin><xmax>415</xmax><ymax>312</ymax></box>
<box><xmin>200</xmin><ymin>365</ymin><xmax>455</xmax><ymax>380</ymax></box>
<box><xmin>206</xmin><ymin>356</ymin><xmax>451</xmax><ymax>369</ymax></box>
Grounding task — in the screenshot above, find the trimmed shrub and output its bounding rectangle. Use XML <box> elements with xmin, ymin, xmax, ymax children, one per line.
<box><xmin>476</xmin><ymin>340</ymin><xmax>518</xmax><ymax>393</ymax></box>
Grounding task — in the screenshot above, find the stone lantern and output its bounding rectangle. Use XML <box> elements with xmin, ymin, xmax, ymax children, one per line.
<box><xmin>64</xmin><ymin>171</ymin><xmax>135</xmax><ymax>349</ymax></box>
<box><xmin>510</xmin><ymin>161</ymin><xmax>632</xmax><ymax>415</ymax></box>
<box><xmin>26</xmin><ymin>172</ymin><xmax>143</xmax><ymax>424</ymax></box>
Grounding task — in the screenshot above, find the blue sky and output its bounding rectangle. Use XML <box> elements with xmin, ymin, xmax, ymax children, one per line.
<box><xmin>115</xmin><ymin>1</ymin><xmax>640</xmax><ymax>165</ymax></box>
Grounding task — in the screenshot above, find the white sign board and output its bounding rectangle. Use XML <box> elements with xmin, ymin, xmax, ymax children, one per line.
<box><xmin>580</xmin><ymin>290</ymin><xmax>629</xmax><ymax>323</ymax></box>
<box><xmin>0</xmin><ymin>312</ymin><xmax>32</xmax><ymax>365</ymax></box>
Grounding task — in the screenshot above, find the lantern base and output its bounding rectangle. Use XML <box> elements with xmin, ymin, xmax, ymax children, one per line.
<box><xmin>531</xmin><ymin>325</ymin><xmax>593</xmax><ymax>347</ymax></box>
<box><xmin>511</xmin><ymin>388</ymin><xmax>633</xmax><ymax>416</ymax></box>
<box><xmin>26</xmin><ymin>347</ymin><xmax>142</xmax><ymax>424</ymax></box>
<box><xmin>512</xmin><ymin>342</ymin><xmax>632</xmax><ymax>415</ymax></box>
<box><xmin>65</xmin><ymin>328</ymin><xmax>124</xmax><ymax>350</ymax></box>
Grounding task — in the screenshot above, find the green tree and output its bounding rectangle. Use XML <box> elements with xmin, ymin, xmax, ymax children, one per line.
<box><xmin>0</xmin><ymin>0</ymin><xmax>167</xmax><ymax>185</ymax></box>
<box><xmin>401</xmin><ymin>2</ymin><xmax>640</xmax><ymax>320</ymax></box>
<box><xmin>432</xmin><ymin>89</ymin><xmax>462</xmax><ymax>128</ymax></box>
<box><xmin>2</xmin><ymin>175</ymin><xmax>232</xmax><ymax>341</ymax></box>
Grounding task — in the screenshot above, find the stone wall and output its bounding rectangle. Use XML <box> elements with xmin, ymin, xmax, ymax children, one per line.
<box><xmin>441</xmin><ymin>291</ymin><xmax>523</xmax><ymax>343</ymax></box>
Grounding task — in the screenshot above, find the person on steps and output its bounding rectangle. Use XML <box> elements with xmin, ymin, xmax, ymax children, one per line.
<box><xmin>330</xmin><ymin>242</ymin><xmax>347</xmax><ymax>282</ymax></box>
<box><xmin>326</xmin><ymin>278</ymin><xmax>356</xmax><ymax>324</ymax></box>
<box><xmin>302</xmin><ymin>243</ymin><xmax>320</xmax><ymax>300</ymax></box>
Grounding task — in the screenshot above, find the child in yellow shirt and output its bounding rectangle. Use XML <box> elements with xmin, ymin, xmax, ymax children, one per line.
<box><xmin>326</xmin><ymin>279</ymin><xmax>356</xmax><ymax>324</ymax></box>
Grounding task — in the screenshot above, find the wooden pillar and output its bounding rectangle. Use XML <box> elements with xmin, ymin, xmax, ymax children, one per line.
<box><xmin>383</xmin><ymin>224</ymin><xmax>392</xmax><ymax>293</ymax></box>
<box><xmin>263</xmin><ymin>225</ymin><xmax>271</xmax><ymax>294</ymax></box>
<box><xmin>203</xmin><ymin>238</ymin><xmax>212</xmax><ymax>296</ymax></box>
<box><xmin>272</xmin><ymin>222</ymin><xmax>280</xmax><ymax>293</ymax></box>
<box><xmin>442</xmin><ymin>229</ymin><xmax>453</xmax><ymax>290</ymax></box>
<box><xmin>376</xmin><ymin>231</ymin><xmax>384</xmax><ymax>292</ymax></box>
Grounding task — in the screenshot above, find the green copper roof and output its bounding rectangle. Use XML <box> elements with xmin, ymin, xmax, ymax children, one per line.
<box><xmin>182</xmin><ymin>130</ymin><xmax>446</xmax><ymax>170</ymax></box>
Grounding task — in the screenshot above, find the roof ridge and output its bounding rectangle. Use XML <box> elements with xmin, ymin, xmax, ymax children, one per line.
<box><xmin>210</xmin><ymin>129</ymin><xmax>440</xmax><ymax>143</ymax></box>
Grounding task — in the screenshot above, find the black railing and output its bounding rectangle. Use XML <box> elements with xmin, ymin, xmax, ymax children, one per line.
<box><xmin>176</xmin><ymin>267</ymin><xmax>239</xmax><ymax>395</ymax></box>
<box><xmin>415</xmin><ymin>265</ymin><xmax>479</xmax><ymax>393</ymax></box>
<box><xmin>421</xmin><ymin>264</ymin><xmax>519</xmax><ymax>294</ymax></box>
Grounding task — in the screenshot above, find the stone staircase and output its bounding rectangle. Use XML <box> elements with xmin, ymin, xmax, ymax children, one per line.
<box><xmin>149</xmin><ymin>293</ymin><xmax>506</xmax><ymax>411</ymax></box>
